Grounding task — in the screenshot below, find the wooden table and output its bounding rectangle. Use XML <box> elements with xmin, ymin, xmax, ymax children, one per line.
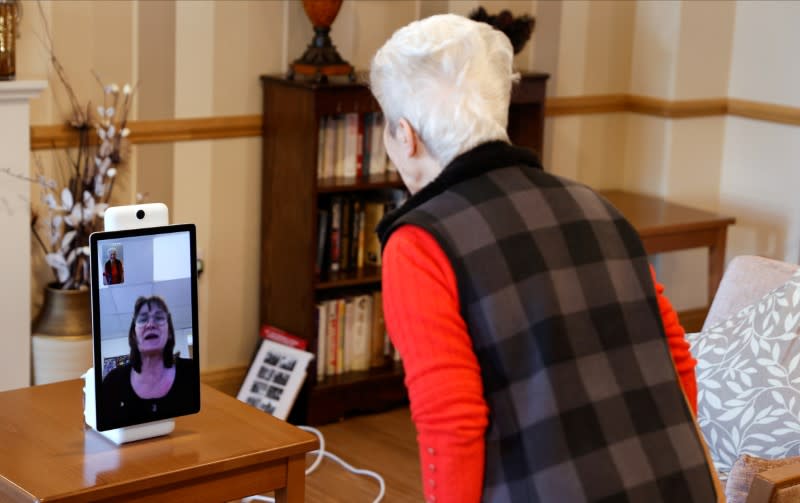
<box><xmin>0</xmin><ymin>381</ymin><xmax>317</xmax><ymax>502</ymax></box>
<box><xmin>601</xmin><ymin>190</ymin><xmax>736</xmax><ymax>301</ymax></box>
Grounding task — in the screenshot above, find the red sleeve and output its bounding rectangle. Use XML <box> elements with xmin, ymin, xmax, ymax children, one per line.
<box><xmin>382</xmin><ymin>225</ymin><xmax>488</xmax><ymax>503</ymax></box>
<box><xmin>650</xmin><ymin>265</ymin><xmax>698</xmax><ymax>414</ymax></box>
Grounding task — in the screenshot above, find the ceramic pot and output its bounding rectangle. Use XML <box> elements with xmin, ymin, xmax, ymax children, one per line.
<box><xmin>31</xmin><ymin>286</ymin><xmax>93</xmax><ymax>385</ymax></box>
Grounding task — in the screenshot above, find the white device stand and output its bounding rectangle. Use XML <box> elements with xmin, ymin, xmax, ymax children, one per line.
<box><xmin>82</xmin><ymin>368</ymin><xmax>175</xmax><ymax>445</ymax></box>
<box><xmin>82</xmin><ymin>203</ymin><xmax>175</xmax><ymax>445</ymax></box>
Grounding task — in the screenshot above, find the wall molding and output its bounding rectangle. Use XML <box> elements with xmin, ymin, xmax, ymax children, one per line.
<box><xmin>29</xmin><ymin>95</ymin><xmax>800</xmax><ymax>150</ymax></box>
<box><xmin>30</xmin><ymin>115</ymin><xmax>262</xmax><ymax>150</ymax></box>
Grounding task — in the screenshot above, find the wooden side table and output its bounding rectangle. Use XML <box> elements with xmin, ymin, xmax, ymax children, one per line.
<box><xmin>0</xmin><ymin>381</ymin><xmax>317</xmax><ymax>502</ymax></box>
<box><xmin>601</xmin><ymin>190</ymin><xmax>736</xmax><ymax>302</ymax></box>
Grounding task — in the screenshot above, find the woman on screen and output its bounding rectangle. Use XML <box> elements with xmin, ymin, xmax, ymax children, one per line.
<box><xmin>103</xmin><ymin>247</ymin><xmax>124</xmax><ymax>285</ymax></box>
<box><xmin>101</xmin><ymin>296</ymin><xmax>195</xmax><ymax>424</ymax></box>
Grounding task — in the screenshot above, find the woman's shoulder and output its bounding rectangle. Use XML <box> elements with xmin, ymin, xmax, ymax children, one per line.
<box><xmin>174</xmin><ymin>357</ymin><xmax>196</xmax><ymax>373</ymax></box>
<box><xmin>101</xmin><ymin>364</ymin><xmax>131</xmax><ymax>391</ymax></box>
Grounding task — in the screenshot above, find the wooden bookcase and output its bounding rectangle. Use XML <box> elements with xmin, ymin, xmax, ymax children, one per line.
<box><xmin>259</xmin><ymin>72</ymin><xmax>549</xmax><ymax>425</ymax></box>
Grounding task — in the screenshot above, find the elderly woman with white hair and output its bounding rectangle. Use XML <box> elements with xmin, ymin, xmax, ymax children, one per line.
<box><xmin>371</xmin><ymin>14</ymin><xmax>721</xmax><ymax>503</ymax></box>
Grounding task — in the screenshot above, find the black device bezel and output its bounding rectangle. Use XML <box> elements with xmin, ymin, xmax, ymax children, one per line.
<box><xmin>89</xmin><ymin>223</ymin><xmax>200</xmax><ymax>431</ymax></box>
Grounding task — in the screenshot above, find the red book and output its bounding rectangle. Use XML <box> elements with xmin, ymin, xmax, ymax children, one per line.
<box><xmin>260</xmin><ymin>324</ymin><xmax>308</xmax><ymax>350</ymax></box>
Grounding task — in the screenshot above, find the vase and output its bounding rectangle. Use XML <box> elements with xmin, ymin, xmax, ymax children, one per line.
<box><xmin>31</xmin><ymin>286</ymin><xmax>93</xmax><ymax>385</ymax></box>
<box><xmin>0</xmin><ymin>0</ymin><xmax>20</xmax><ymax>81</ymax></box>
<box><xmin>287</xmin><ymin>0</ymin><xmax>354</xmax><ymax>82</ymax></box>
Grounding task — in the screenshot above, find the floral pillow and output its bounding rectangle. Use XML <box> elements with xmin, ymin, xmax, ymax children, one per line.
<box><xmin>686</xmin><ymin>269</ymin><xmax>800</xmax><ymax>477</ymax></box>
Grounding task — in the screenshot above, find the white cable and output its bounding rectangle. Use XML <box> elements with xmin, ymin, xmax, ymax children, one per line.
<box><xmin>241</xmin><ymin>425</ymin><xmax>386</xmax><ymax>503</ymax></box>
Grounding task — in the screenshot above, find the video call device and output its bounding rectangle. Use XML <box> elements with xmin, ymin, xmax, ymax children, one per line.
<box><xmin>83</xmin><ymin>204</ymin><xmax>200</xmax><ymax>444</ymax></box>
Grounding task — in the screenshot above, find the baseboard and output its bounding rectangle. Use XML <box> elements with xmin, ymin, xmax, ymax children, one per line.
<box><xmin>201</xmin><ymin>366</ymin><xmax>249</xmax><ymax>397</ymax></box>
<box><xmin>678</xmin><ymin>307</ymin><xmax>709</xmax><ymax>333</ymax></box>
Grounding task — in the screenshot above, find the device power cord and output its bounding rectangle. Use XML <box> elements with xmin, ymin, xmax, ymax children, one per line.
<box><xmin>241</xmin><ymin>425</ymin><xmax>386</xmax><ymax>503</ymax></box>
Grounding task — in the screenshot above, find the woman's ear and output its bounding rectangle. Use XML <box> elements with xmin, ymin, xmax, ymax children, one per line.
<box><xmin>397</xmin><ymin>118</ymin><xmax>418</xmax><ymax>158</ymax></box>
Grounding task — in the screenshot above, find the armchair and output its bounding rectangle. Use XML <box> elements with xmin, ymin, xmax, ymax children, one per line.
<box><xmin>688</xmin><ymin>255</ymin><xmax>800</xmax><ymax>503</ymax></box>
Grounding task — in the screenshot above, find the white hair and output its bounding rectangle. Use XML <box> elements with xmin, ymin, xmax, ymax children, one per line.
<box><xmin>370</xmin><ymin>14</ymin><xmax>517</xmax><ymax>167</ymax></box>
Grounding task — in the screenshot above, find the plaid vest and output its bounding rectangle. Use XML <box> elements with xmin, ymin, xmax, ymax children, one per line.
<box><xmin>378</xmin><ymin>142</ymin><xmax>717</xmax><ymax>502</ymax></box>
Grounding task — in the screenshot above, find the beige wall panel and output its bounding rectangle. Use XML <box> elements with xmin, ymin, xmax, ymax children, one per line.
<box><xmin>137</xmin><ymin>0</ymin><xmax>176</xmax><ymax>211</ymax></box>
<box><xmin>548</xmin><ymin>115</ymin><xmax>581</xmax><ymax>181</ymax></box>
<box><xmin>583</xmin><ymin>1</ymin><xmax>634</xmax><ymax>95</ymax></box>
<box><xmin>174</xmin><ymin>0</ymin><xmax>214</xmax><ymax>370</ymax></box>
<box><xmin>533</xmin><ymin>0</ymin><xmax>561</xmax><ymax>90</ymax></box>
<box><xmin>346</xmin><ymin>1</ymin><xmax>419</xmax><ymax>72</ymax></box>
<box><xmin>674</xmin><ymin>0</ymin><xmax>735</xmax><ymax>99</ymax></box>
<box><xmin>17</xmin><ymin>0</ymin><xmax>53</xmax><ymax>123</ymax></box>
<box><xmin>657</xmin><ymin>117</ymin><xmax>727</xmax><ymax>311</ymax></box>
<box><xmin>665</xmin><ymin>117</ymin><xmax>725</xmax><ymax>210</ymax></box>
<box><xmin>553</xmin><ymin>0</ymin><xmax>588</xmax><ymax>96</ymax></box>
<box><xmin>574</xmin><ymin>114</ymin><xmax>627</xmax><ymax>190</ymax></box>
<box><xmin>657</xmin><ymin>249</ymin><xmax>708</xmax><ymax>311</ymax></box>
<box><xmin>729</xmin><ymin>1</ymin><xmax>800</xmax><ymax>106</ymax></box>
<box><xmin>720</xmin><ymin>117</ymin><xmax>800</xmax><ymax>263</ymax></box>
<box><xmin>207</xmin><ymin>137</ymin><xmax>262</xmax><ymax>369</ymax></box>
<box><xmin>622</xmin><ymin>114</ymin><xmax>669</xmax><ymax>196</ymax></box>
<box><xmin>286</xmin><ymin>0</ymin><xmax>312</xmax><ymax>73</ymax></box>
<box><xmin>629</xmin><ymin>0</ymin><xmax>681</xmax><ymax>99</ymax></box>
<box><xmin>212</xmin><ymin>0</ymin><xmax>284</xmax><ymax>116</ymax></box>
<box><xmin>419</xmin><ymin>0</ymin><xmax>448</xmax><ymax>19</ymax></box>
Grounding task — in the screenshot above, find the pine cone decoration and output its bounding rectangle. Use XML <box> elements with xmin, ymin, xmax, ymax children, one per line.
<box><xmin>469</xmin><ymin>7</ymin><xmax>535</xmax><ymax>55</ymax></box>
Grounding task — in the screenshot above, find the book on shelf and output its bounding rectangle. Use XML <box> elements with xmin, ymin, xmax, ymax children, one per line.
<box><xmin>325</xmin><ymin>298</ymin><xmax>339</xmax><ymax>376</ymax></box>
<box><xmin>317</xmin><ymin>116</ymin><xmax>326</xmax><ymax>180</ymax></box>
<box><xmin>315</xmin><ymin>111</ymin><xmax>391</xmax><ymax>181</ymax></box>
<box><xmin>315</xmin><ymin>303</ymin><xmax>326</xmax><ymax>380</ymax></box>
<box><xmin>322</xmin><ymin>115</ymin><xmax>337</xmax><ymax>179</ymax></box>
<box><xmin>328</xmin><ymin>197</ymin><xmax>343</xmax><ymax>273</ymax></box>
<box><xmin>343</xmin><ymin>296</ymin><xmax>356</xmax><ymax>372</ymax></box>
<box><xmin>340</xmin><ymin>197</ymin><xmax>352</xmax><ymax>271</ymax></box>
<box><xmin>363</xmin><ymin>200</ymin><xmax>385</xmax><ymax>267</ymax></box>
<box><xmin>314</xmin><ymin>291</ymin><xmax>393</xmax><ymax>381</ymax></box>
<box><xmin>369</xmin><ymin>290</ymin><xmax>385</xmax><ymax>367</ymax></box>
<box><xmin>352</xmin><ymin>294</ymin><xmax>373</xmax><ymax>371</ymax></box>
<box><xmin>315</xmin><ymin>208</ymin><xmax>329</xmax><ymax>276</ymax></box>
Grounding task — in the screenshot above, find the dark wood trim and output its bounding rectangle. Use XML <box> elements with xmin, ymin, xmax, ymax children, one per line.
<box><xmin>678</xmin><ymin>307</ymin><xmax>709</xmax><ymax>334</ymax></box>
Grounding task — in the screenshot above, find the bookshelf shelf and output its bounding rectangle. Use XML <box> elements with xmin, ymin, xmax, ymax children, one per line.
<box><xmin>314</xmin><ymin>361</ymin><xmax>403</xmax><ymax>391</ymax></box>
<box><xmin>316</xmin><ymin>265</ymin><xmax>382</xmax><ymax>290</ymax></box>
<box><xmin>260</xmin><ymin>72</ymin><xmax>548</xmax><ymax>425</ymax></box>
<box><xmin>317</xmin><ymin>172</ymin><xmax>404</xmax><ymax>193</ymax></box>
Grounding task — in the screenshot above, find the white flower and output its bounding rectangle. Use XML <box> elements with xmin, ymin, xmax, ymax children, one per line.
<box><xmin>106</xmin><ymin>107</ymin><xmax>115</xmax><ymax>119</ymax></box>
<box><xmin>97</xmin><ymin>105</ymin><xmax>105</xmax><ymax>118</ymax></box>
<box><xmin>123</xmin><ymin>83</ymin><xmax>132</xmax><ymax>95</ymax></box>
<box><xmin>110</xmin><ymin>83</ymin><xmax>119</xmax><ymax>93</ymax></box>
<box><xmin>99</xmin><ymin>140</ymin><xmax>112</xmax><ymax>157</ymax></box>
<box><xmin>97</xmin><ymin>127</ymin><xmax>107</xmax><ymax>141</ymax></box>
<box><xmin>107</xmin><ymin>168</ymin><xmax>117</xmax><ymax>179</ymax></box>
<box><xmin>120</xmin><ymin>128</ymin><xmax>130</xmax><ymax>138</ymax></box>
<box><xmin>45</xmin><ymin>252</ymin><xmax>70</xmax><ymax>283</ymax></box>
<box><xmin>82</xmin><ymin>192</ymin><xmax>95</xmax><ymax>223</ymax></box>
<box><xmin>94</xmin><ymin>175</ymin><xmax>105</xmax><ymax>197</ymax></box>
<box><xmin>61</xmin><ymin>188</ymin><xmax>74</xmax><ymax>210</ymax></box>
<box><xmin>107</xmin><ymin>125</ymin><xmax>116</xmax><ymax>138</ymax></box>
<box><xmin>64</xmin><ymin>204</ymin><xmax>81</xmax><ymax>227</ymax></box>
<box><xmin>44</xmin><ymin>193</ymin><xmax>58</xmax><ymax>209</ymax></box>
<box><xmin>104</xmin><ymin>85</ymin><xmax>114</xmax><ymax>95</ymax></box>
<box><xmin>49</xmin><ymin>217</ymin><xmax>61</xmax><ymax>246</ymax></box>
<box><xmin>61</xmin><ymin>230</ymin><xmax>77</xmax><ymax>252</ymax></box>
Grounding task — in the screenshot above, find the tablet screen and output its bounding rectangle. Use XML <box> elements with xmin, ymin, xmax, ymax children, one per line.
<box><xmin>90</xmin><ymin>224</ymin><xmax>200</xmax><ymax>431</ymax></box>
